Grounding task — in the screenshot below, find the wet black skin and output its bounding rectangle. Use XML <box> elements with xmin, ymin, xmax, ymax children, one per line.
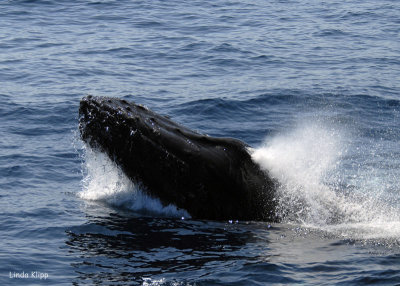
<box><xmin>79</xmin><ymin>96</ymin><xmax>278</xmax><ymax>221</ymax></box>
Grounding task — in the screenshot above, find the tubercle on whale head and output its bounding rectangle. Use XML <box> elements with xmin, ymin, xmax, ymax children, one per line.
<box><xmin>79</xmin><ymin>96</ymin><xmax>279</xmax><ymax>222</ymax></box>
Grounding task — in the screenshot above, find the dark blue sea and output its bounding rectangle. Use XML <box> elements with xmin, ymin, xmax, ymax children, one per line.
<box><xmin>1</xmin><ymin>0</ymin><xmax>400</xmax><ymax>285</ymax></box>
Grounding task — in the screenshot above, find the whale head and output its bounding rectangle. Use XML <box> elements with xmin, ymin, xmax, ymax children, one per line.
<box><xmin>79</xmin><ymin>96</ymin><xmax>277</xmax><ymax>221</ymax></box>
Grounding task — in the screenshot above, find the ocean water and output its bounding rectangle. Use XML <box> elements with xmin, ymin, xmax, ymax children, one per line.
<box><xmin>1</xmin><ymin>0</ymin><xmax>400</xmax><ymax>285</ymax></box>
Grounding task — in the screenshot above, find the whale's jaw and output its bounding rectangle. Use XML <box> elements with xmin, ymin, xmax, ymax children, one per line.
<box><xmin>79</xmin><ymin>96</ymin><xmax>277</xmax><ymax>221</ymax></box>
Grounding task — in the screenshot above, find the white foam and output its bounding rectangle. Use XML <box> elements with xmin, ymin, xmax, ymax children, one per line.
<box><xmin>252</xmin><ymin>119</ymin><xmax>400</xmax><ymax>240</ymax></box>
<box><xmin>79</xmin><ymin>147</ymin><xmax>191</xmax><ymax>218</ymax></box>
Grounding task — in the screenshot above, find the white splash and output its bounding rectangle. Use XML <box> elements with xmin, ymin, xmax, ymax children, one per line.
<box><xmin>252</xmin><ymin>119</ymin><xmax>400</xmax><ymax>240</ymax></box>
<box><xmin>79</xmin><ymin>147</ymin><xmax>191</xmax><ymax>218</ymax></box>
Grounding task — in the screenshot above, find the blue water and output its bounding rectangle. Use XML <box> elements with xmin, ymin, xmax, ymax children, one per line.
<box><xmin>1</xmin><ymin>0</ymin><xmax>400</xmax><ymax>285</ymax></box>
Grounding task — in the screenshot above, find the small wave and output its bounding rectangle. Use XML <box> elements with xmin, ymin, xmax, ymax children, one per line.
<box><xmin>79</xmin><ymin>147</ymin><xmax>190</xmax><ymax>219</ymax></box>
<box><xmin>313</xmin><ymin>29</ymin><xmax>349</xmax><ymax>38</ymax></box>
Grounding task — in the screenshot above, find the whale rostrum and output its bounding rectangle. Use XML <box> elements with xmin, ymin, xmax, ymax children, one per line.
<box><xmin>79</xmin><ymin>96</ymin><xmax>278</xmax><ymax>221</ymax></box>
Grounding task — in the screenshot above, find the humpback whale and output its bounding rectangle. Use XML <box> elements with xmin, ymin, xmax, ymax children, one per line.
<box><xmin>79</xmin><ymin>96</ymin><xmax>277</xmax><ymax>221</ymax></box>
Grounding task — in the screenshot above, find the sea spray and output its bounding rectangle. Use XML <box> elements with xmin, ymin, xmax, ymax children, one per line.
<box><xmin>79</xmin><ymin>147</ymin><xmax>190</xmax><ymax>218</ymax></box>
<box><xmin>252</xmin><ymin>119</ymin><xmax>400</xmax><ymax>239</ymax></box>
<box><xmin>252</xmin><ymin>120</ymin><xmax>345</xmax><ymax>225</ymax></box>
